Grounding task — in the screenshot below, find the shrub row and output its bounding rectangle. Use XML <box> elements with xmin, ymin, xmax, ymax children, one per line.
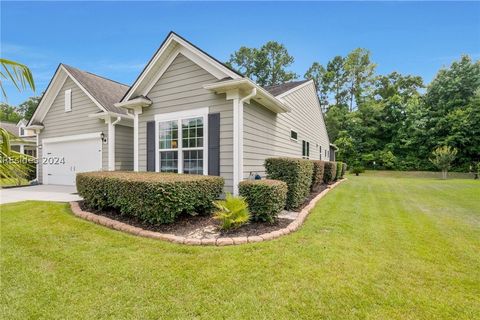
<box><xmin>239</xmin><ymin>179</ymin><xmax>288</xmax><ymax>222</ymax></box>
<box><xmin>323</xmin><ymin>161</ymin><xmax>337</xmax><ymax>184</ymax></box>
<box><xmin>77</xmin><ymin>171</ymin><xmax>224</xmax><ymax>224</ymax></box>
<box><xmin>265</xmin><ymin>158</ymin><xmax>313</xmax><ymax>210</ymax></box>
<box><xmin>310</xmin><ymin>160</ymin><xmax>325</xmax><ymax>191</ymax></box>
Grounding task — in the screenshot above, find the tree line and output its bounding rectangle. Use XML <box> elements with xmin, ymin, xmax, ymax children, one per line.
<box><xmin>227</xmin><ymin>42</ymin><xmax>480</xmax><ymax>172</ymax></box>
<box><xmin>2</xmin><ymin>44</ymin><xmax>479</xmax><ymax>172</ymax></box>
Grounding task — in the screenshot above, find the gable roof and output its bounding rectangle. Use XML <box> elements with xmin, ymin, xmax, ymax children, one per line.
<box><xmin>61</xmin><ymin>64</ymin><xmax>129</xmax><ymax>114</ymax></box>
<box><xmin>121</xmin><ymin>31</ymin><xmax>243</xmax><ymax>102</ymax></box>
<box><xmin>263</xmin><ymin>80</ymin><xmax>310</xmax><ymax>96</ymax></box>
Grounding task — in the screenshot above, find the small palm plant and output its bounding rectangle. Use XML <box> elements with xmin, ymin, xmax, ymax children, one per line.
<box><xmin>213</xmin><ymin>193</ymin><xmax>250</xmax><ymax>231</ymax></box>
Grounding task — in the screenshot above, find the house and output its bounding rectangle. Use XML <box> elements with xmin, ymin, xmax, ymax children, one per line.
<box><xmin>1</xmin><ymin>119</ymin><xmax>37</xmax><ymax>156</ymax></box>
<box><xmin>27</xmin><ymin>32</ymin><xmax>332</xmax><ymax>194</ymax></box>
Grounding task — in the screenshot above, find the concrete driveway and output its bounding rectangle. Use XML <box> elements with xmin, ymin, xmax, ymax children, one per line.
<box><xmin>0</xmin><ymin>185</ymin><xmax>82</xmax><ymax>205</ymax></box>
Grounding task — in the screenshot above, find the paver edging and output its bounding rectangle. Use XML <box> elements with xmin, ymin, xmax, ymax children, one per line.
<box><xmin>70</xmin><ymin>178</ymin><xmax>346</xmax><ymax>246</ymax></box>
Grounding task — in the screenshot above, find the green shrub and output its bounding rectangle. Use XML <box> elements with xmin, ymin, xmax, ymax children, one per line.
<box><xmin>351</xmin><ymin>166</ymin><xmax>365</xmax><ymax>176</ymax></box>
<box><xmin>323</xmin><ymin>161</ymin><xmax>337</xmax><ymax>184</ymax></box>
<box><xmin>213</xmin><ymin>193</ymin><xmax>250</xmax><ymax>230</ymax></box>
<box><xmin>341</xmin><ymin>163</ymin><xmax>348</xmax><ymax>178</ymax></box>
<box><xmin>310</xmin><ymin>160</ymin><xmax>325</xmax><ymax>191</ymax></box>
<box><xmin>239</xmin><ymin>179</ymin><xmax>287</xmax><ymax>222</ymax></box>
<box><xmin>76</xmin><ymin>171</ymin><xmax>224</xmax><ymax>224</ymax></box>
<box><xmin>265</xmin><ymin>157</ymin><xmax>313</xmax><ymax>210</ymax></box>
<box><xmin>335</xmin><ymin>162</ymin><xmax>343</xmax><ymax>180</ymax></box>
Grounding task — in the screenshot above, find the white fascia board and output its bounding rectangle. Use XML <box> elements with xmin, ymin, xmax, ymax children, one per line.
<box><xmin>276</xmin><ymin>80</ymin><xmax>314</xmax><ymax>99</ymax></box>
<box><xmin>114</xmin><ymin>96</ymin><xmax>152</xmax><ymax>109</ymax></box>
<box><xmin>60</xmin><ymin>65</ymin><xmax>107</xmax><ymax>113</ymax></box>
<box><xmin>42</xmin><ymin>132</ymin><xmax>102</xmax><ymax>144</ymax></box>
<box><xmin>28</xmin><ymin>69</ymin><xmax>68</xmax><ymax>126</ymax></box>
<box><xmin>123</xmin><ymin>33</ymin><xmax>241</xmax><ymax>102</ymax></box>
<box><xmin>204</xmin><ymin>79</ymin><xmax>291</xmax><ymax>113</ymax></box>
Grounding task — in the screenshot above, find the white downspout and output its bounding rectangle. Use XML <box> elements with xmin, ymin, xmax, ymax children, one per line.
<box><xmin>108</xmin><ymin>116</ymin><xmax>121</xmax><ymax>171</ymax></box>
<box><xmin>233</xmin><ymin>88</ymin><xmax>257</xmax><ymax>195</ymax></box>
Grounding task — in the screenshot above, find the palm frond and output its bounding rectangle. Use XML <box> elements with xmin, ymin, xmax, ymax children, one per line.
<box><xmin>0</xmin><ymin>58</ymin><xmax>35</xmax><ymax>100</ymax></box>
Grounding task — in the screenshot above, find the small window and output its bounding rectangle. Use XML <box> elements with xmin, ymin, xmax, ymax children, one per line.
<box><xmin>302</xmin><ymin>140</ymin><xmax>310</xmax><ymax>159</ymax></box>
<box><xmin>65</xmin><ymin>89</ymin><xmax>72</xmax><ymax>112</ymax></box>
<box><xmin>290</xmin><ymin>130</ymin><xmax>298</xmax><ymax>141</ymax></box>
<box><xmin>19</xmin><ymin>127</ymin><xmax>25</xmax><ymax>136</ymax></box>
<box><xmin>319</xmin><ymin>146</ymin><xmax>322</xmax><ymax>160</ymax></box>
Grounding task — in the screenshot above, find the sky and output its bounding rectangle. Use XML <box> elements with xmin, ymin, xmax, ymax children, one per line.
<box><xmin>1</xmin><ymin>1</ymin><xmax>480</xmax><ymax>106</ymax></box>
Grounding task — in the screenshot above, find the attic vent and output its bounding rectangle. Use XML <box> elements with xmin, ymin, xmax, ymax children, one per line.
<box><xmin>65</xmin><ymin>89</ymin><xmax>72</xmax><ymax>112</ymax></box>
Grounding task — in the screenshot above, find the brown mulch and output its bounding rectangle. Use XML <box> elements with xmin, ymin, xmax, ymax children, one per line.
<box><xmin>293</xmin><ymin>184</ymin><xmax>329</xmax><ymax>212</ymax></box>
<box><xmin>79</xmin><ymin>201</ymin><xmax>292</xmax><ymax>238</ymax></box>
<box><xmin>77</xmin><ymin>182</ymin><xmax>335</xmax><ymax>238</ymax></box>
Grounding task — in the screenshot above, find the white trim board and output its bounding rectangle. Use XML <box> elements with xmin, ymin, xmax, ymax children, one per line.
<box><xmin>42</xmin><ymin>132</ymin><xmax>102</xmax><ymax>144</ymax></box>
<box><xmin>123</xmin><ymin>33</ymin><xmax>241</xmax><ymax>102</ymax></box>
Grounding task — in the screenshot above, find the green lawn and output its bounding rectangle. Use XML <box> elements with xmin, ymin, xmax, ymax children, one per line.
<box><xmin>1</xmin><ymin>174</ymin><xmax>479</xmax><ymax>319</ymax></box>
<box><xmin>0</xmin><ymin>177</ymin><xmax>28</xmax><ymax>187</ymax></box>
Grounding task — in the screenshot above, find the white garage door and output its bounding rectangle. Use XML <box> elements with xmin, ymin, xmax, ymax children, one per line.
<box><xmin>43</xmin><ymin>133</ymin><xmax>102</xmax><ymax>186</ymax></box>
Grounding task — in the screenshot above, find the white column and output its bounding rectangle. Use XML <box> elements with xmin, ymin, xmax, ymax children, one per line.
<box><xmin>133</xmin><ymin>107</ymin><xmax>141</xmax><ymax>172</ymax></box>
<box><xmin>19</xmin><ymin>144</ymin><xmax>25</xmax><ymax>154</ymax></box>
<box><xmin>35</xmin><ymin>130</ymin><xmax>40</xmax><ymax>181</ymax></box>
<box><xmin>107</xmin><ymin>117</ymin><xmax>115</xmax><ymax>171</ymax></box>
<box><xmin>233</xmin><ymin>97</ymin><xmax>240</xmax><ymax>196</ymax></box>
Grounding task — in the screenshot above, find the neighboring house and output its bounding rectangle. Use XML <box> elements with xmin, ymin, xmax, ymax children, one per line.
<box><xmin>0</xmin><ymin>119</ymin><xmax>37</xmax><ymax>156</ymax></box>
<box><xmin>28</xmin><ymin>32</ymin><xmax>332</xmax><ymax>194</ymax></box>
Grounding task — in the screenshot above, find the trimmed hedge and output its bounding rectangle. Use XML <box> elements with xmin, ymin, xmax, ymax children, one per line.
<box><xmin>239</xmin><ymin>179</ymin><xmax>287</xmax><ymax>222</ymax></box>
<box><xmin>335</xmin><ymin>162</ymin><xmax>343</xmax><ymax>180</ymax></box>
<box><xmin>310</xmin><ymin>160</ymin><xmax>325</xmax><ymax>191</ymax></box>
<box><xmin>265</xmin><ymin>158</ymin><xmax>313</xmax><ymax>210</ymax></box>
<box><xmin>341</xmin><ymin>163</ymin><xmax>348</xmax><ymax>178</ymax></box>
<box><xmin>323</xmin><ymin>161</ymin><xmax>337</xmax><ymax>184</ymax></box>
<box><xmin>77</xmin><ymin>171</ymin><xmax>224</xmax><ymax>224</ymax></box>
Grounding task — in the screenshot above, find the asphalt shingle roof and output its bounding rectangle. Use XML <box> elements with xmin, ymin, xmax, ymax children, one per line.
<box><xmin>62</xmin><ymin>64</ymin><xmax>130</xmax><ymax>114</ymax></box>
<box><xmin>263</xmin><ymin>80</ymin><xmax>310</xmax><ymax>96</ymax></box>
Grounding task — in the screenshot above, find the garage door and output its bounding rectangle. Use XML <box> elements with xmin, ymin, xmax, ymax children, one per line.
<box><xmin>42</xmin><ymin>133</ymin><xmax>102</xmax><ymax>185</ymax></box>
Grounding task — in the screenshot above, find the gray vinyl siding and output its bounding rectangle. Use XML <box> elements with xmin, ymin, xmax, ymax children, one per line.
<box><xmin>115</xmin><ymin>125</ymin><xmax>133</xmax><ymax>170</ymax></box>
<box><xmin>138</xmin><ymin>53</ymin><xmax>234</xmax><ymax>192</ymax></box>
<box><xmin>38</xmin><ymin>77</ymin><xmax>108</xmax><ymax>183</ymax></box>
<box><xmin>243</xmin><ymin>82</ymin><xmax>330</xmax><ymax>178</ymax></box>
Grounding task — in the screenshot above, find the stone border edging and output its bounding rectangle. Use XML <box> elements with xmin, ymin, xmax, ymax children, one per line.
<box><xmin>70</xmin><ymin>178</ymin><xmax>346</xmax><ymax>246</ymax></box>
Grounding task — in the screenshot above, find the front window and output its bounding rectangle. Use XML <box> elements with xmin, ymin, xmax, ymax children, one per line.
<box><xmin>157</xmin><ymin>115</ymin><xmax>205</xmax><ymax>174</ymax></box>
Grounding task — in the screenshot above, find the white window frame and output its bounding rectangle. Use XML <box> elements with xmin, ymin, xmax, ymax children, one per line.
<box><xmin>64</xmin><ymin>89</ymin><xmax>72</xmax><ymax>112</ymax></box>
<box><xmin>302</xmin><ymin>140</ymin><xmax>310</xmax><ymax>159</ymax></box>
<box><xmin>290</xmin><ymin>129</ymin><xmax>298</xmax><ymax>141</ymax></box>
<box><xmin>154</xmin><ymin>107</ymin><xmax>209</xmax><ymax>175</ymax></box>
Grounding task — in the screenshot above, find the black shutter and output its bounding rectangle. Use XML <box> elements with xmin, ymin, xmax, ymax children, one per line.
<box><xmin>146</xmin><ymin>121</ymin><xmax>155</xmax><ymax>172</ymax></box>
<box><xmin>208</xmin><ymin>113</ymin><xmax>220</xmax><ymax>176</ymax></box>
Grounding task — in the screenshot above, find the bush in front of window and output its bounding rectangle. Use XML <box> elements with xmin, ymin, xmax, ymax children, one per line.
<box><xmin>335</xmin><ymin>162</ymin><xmax>343</xmax><ymax>180</ymax></box>
<box><xmin>239</xmin><ymin>179</ymin><xmax>288</xmax><ymax>223</ymax></box>
<box><xmin>310</xmin><ymin>160</ymin><xmax>325</xmax><ymax>191</ymax></box>
<box><xmin>341</xmin><ymin>163</ymin><xmax>348</xmax><ymax>178</ymax></box>
<box><xmin>323</xmin><ymin>161</ymin><xmax>337</xmax><ymax>184</ymax></box>
<box><xmin>77</xmin><ymin>171</ymin><xmax>224</xmax><ymax>224</ymax></box>
<box><xmin>213</xmin><ymin>193</ymin><xmax>250</xmax><ymax>231</ymax></box>
<box><xmin>265</xmin><ymin>157</ymin><xmax>313</xmax><ymax>210</ymax></box>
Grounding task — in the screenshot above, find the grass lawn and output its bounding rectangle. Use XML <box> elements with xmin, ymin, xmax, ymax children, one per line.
<box><xmin>0</xmin><ymin>177</ymin><xmax>28</xmax><ymax>187</ymax></box>
<box><xmin>1</xmin><ymin>174</ymin><xmax>479</xmax><ymax>319</ymax></box>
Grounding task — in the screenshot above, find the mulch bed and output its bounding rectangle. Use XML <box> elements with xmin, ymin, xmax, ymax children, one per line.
<box><xmin>79</xmin><ymin>201</ymin><xmax>291</xmax><ymax>238</ymax></box>
<box><xmin>77</xmin><ymin>183</ymin><xmax>332</xmax><ymax>239</ymax></box>
<box><xmin>293</xmin><ymin>184</ymin><xmax>329</xmax><ymax>212</ymax></box>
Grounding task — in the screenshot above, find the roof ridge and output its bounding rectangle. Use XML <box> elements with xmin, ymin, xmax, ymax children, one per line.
<box><xmin>61</xmin><ymin>63</ymin><xmax>130</xmax><ymax>87</ymax></box>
